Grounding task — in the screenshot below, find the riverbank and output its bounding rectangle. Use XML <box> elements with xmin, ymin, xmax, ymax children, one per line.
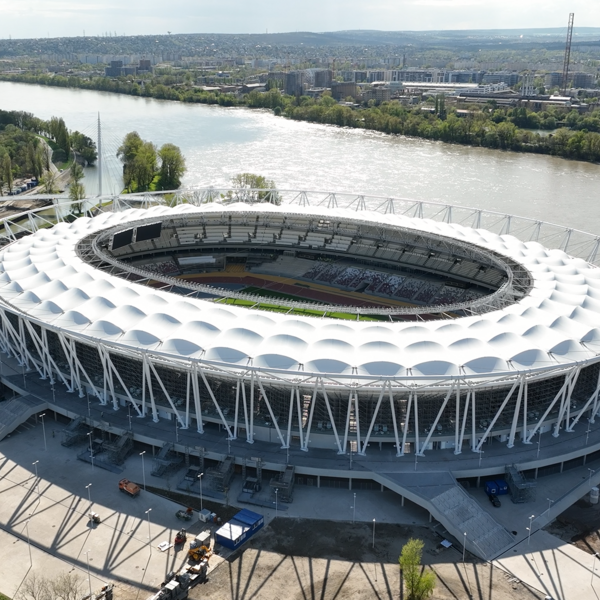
<box><xmin>3</xmin><ymin>73</ymin><xmax>600</xmax><ymax>164</ymax></box>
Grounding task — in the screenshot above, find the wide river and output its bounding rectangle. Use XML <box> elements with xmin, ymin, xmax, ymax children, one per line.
<box><xmin>1</xmin><ymin>81</ymin><xmax>599</xmax><ymax>232</ymax></box>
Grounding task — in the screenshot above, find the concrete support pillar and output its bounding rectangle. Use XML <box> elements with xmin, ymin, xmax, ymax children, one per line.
<box><xmin>401</xmin><ymin>496</ymin><xmax>405</xmax><ymax>507</ymax></box>
<box><xmin>317</xmin><ymin>475</ymin><xmax>320</xmax><ymax>488</ymax></box>
<box><xmin>349</xmin><ymin>478</ymin><xmax>352</xmax><ymax>490</ymax></box>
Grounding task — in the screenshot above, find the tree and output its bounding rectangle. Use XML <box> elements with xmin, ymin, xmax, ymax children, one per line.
<box><xmin>132</xmin><ymin>141</ymin><xmax>157</xmax><ymax>191</ymax></box>
<box><xmin>40</xmin><ymin>170</ymin><xmax>58</xmax><ymax>194</ymax></box>
<box><xmin>70</xmin><ymin>161</ymin><xmax>84</xmax><ymax>184</ymax></box>
<box><xmin>226</xmin><ymin>173</ymin><xmax>281</xmax><ymax>204</ymax></box>
<box><xmin>70</xmin><ymin>131</ymin><xmax>97</xmax><ymax>165</ymax></box>
<box><xmin>399</xmin><ymin>538</ymin><xmax>436</xmax><ymax>600</ymax></box>
<box><xmin>2</xmin><ymin>153</ymin><xmax>13</xmax><ymax>193</ymax></box>
<box><xmin>17</xmin><ymin>571</ymin><xmax>82</xmax><ymax>600</ymax></box>
<box><xmin>158</xmin><ymin>143</ymin><xmax>186</xmax><ymax>189</ymax></box>
<box><xmin>117</xmin><ymin>131</ymin><xmax>143</xmax><ymax>191</ymax></box>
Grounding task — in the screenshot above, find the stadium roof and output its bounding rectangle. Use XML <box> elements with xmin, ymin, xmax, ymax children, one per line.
<box><xmin>1</xmin><ymin>202</ymin><xmax>600</xmax><ymax>381</ymax></box>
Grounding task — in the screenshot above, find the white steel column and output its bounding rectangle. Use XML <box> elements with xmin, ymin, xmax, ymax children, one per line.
<box><xmin>301</xmin><ymin>380</ymin><xmax>319</xmax><ymax>452</ymax></box>
<box><xmin>342</xmin><ymin>391</ymin><xmax>354</xmax><ymax>454</ymax></box>
<box><xmin>458</xmin><ymin>390</ymin><xmax>471</xmax><ymax>451</ymax></box>
<box><xmin>318</xmin><ymin>380</ymin><xmax>343</xmax><ymax>454</ymax></box>
<box><xmin>454</xmin><ymin>384</ymin><xmax>461</xmax><ymax>454</ymax></box>
<box><xmin>471</xmin><ymin>391</ymin><xmax>477</xmax><ymax>451</ymax></box>
<box><xmin>400</xmin><ymin>392</ymin><xmax>413</xmax><ymax>455</ymax></box>
<box><xmin>285</xmin><ymin>387</ymin><xmax>295</xmax><ymax>449</ymax></box>
<box><xmin>507</xmin><ymin>379</ymin><xmax>525</xmax><ymax>448</ymax></box>
<box><xmin>191</xmin><ymin>364</ymin><xmax>203</xmax><ymax>433</ymax></box>
<box><xmin>418</xmin><ymin>384</ymin><xmax>454</xmax><ymax>456</ymax></box>
<box><xmin>360</xmin><ymin>383</ymin><xmax>386</xmax><ymax>455</ymax></box>
<box><xmin>185</xmin><ymin>371</ymin><xmax>191</xmax><ymax>428</ymax></box>
<box><xmin>233</xmin><ymin>378</ymin><xmax>241</xmax><ymax>440</ymax></box>
<box><xmin>569</xmin><ymin>368</ymin><xmax>600</xmax><ymax>429</ymax></box>
<box><xmin>526</xmin><ymin>372</ymin><xmax>572</xmax><ymax>442</ymax></box>
<box><xmin>522</xmin><ymin>381</ymin><xmax>531</xmax><ymax>443</ymax></box>
<box><xmin>240</xmin><ymin>377</ymin><xmax>251</xmax><ymax>443</ymax></box>
<box><xmin>256</xmin><ymin>376</ymin><xmax>286</xmax><ymax>447</ymax></box>
<box><xmin>198</xmin><ymin>367</ymin><xmax>233</xmax><ymax>437</ymax></box>
<box><xmin>475</xmin><ymin>379</ymin><xmax>519</xmax><ymax>452</ymax></box>
<box><xmin>294</xmin><ymin>387</ymin><xmax>305</xmax><ymax>450</ymax></box>
<box><xmin>388</xmin><ymin>385</ymin><xmax>402</xmax><ymax>457</ymax></box>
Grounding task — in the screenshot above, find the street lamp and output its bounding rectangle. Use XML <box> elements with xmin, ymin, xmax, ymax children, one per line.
<box><xmin>198</xmin><ymin>472</ymin><xmax>204</xmax><ymax>512</ymax></box>
<box><xmin>372</xmin><ymin>518</ymin><xmax>376</xmax><ymax>549</ymax></box>
<box><xmin>85</xmin><ymin>483</ymin><xmax>92</xmax><ymax>513</ymax></box>
<box><xmin>24</xmin><ymin>519</ymin><xmax>32</xmax><ymax>566</ymax></box>
<box><xmin>87</xmin><ymin>431</ymin><xmax>94</xmax><ymax>471</ymax></box>
<box><xmin>462</xmin><ymin>532</ymin><xmax>467</xmax><ymax>562</ymax></box>
<box><xmin>140</xmin><ymin>451</ymin><xmax>146</xmax><ymax>491</ymax></box>
<box><xmin>547</xmin><ymin>498</ymin><xmax>554</xmax><ymax>514</ymax></box>
<box><xmin>589</xmin><ymin>468</ymin><xmax>596</xmax><ymax>488</ymax></box>
<box><xmin>275</xmin><ymin>489</ymin><xmax>278</xmax><ymax>519</ymax></box>
<box><xmin>478</xmin><ymin>450</ymin><xmax>484</xmax><ymax>467</ymax></box>
<box><xmin>352</xmin><ymin>492</ymin><xmax>356</xmax><ymax>524</ymax></box>
<box><xmin>84</xmin><ymin>549</ymin><xmax>92</xmax><ymax>599</ymax></box>
<box><xmin>145</xmin><ymin>508</ymin><xmax>152</xmax><ymax>554</ymax></box>
<box><xmin>32</xmin><ymin>460</ymin><xmax>40</xmax><ymax>502</ymax></box>
<box><xmin>592</xmin><ymin>552</ymin><xmax>599</xmax><ymax>586</ymax></box>
<box><xmin>537</xmin><ymin>430</ymin><xmax>542</xmax><ymax>459</ymax></box>
<box><xmin>39</xmin><ymin>413</ymin><xmax>47</xmax><ymax>451</ymax></box>
<box><xmin>527</xmin><ymin>515</ymin><xmax>535</xmax><ymax>545</ymax></box>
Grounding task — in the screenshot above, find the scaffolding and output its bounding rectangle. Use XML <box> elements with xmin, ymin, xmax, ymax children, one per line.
<box><xmin>270</xmin><ymin>465</ymin><xmax>296</xmax><ymax>503</ymax></box>
<box><xmin>61</xmin><ymin>417</ymin><xmax>88</xmax><ymax>447</ymax></box>
<box><xmin>242</xmin><ymin>457</ymin><xmax>263</xmax><ymax>493</ymax></box>
<box><xmin>151</xmin><ymin>442</ymin><xmax>183</xmax><ymax>477</ymax></box>
<box><xmin>103</xmin><ymin>432</ymin><xmax>133</xmax><ymax>465</ymax></box>
<box><xmin>207</xmin><ymin>455</ymin><xmax>234</xmax><ymax>492</ymax></box>
<box><xmin>506</xmin><ymin>464</ymin><xmax>537</xmax><ymax>503</ymax></box>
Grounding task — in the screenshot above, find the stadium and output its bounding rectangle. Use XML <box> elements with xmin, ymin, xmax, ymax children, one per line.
<box><xmin>1</xmin><ymin>188</ymin><xmax>600</xmax><ymax>466</ymax></box>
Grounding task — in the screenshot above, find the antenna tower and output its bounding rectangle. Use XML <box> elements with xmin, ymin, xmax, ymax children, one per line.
<box><xmin>97</xmin><ymin>113</ymin><xmax>102</xmax><ymax>197</ymax></box>
<box><xmin>561</xmin><ymin>13</ymin><xmax>574</xmax><ymax>95</ymax></box>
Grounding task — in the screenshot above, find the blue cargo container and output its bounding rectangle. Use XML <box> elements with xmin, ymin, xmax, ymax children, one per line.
<box><xmin>485</xmin><ymin>481</ymin><xmax>498</xmax><ymax>495</ymax></box>
<box><xmin>494</xmin><ymin>479</ymin><xmax>508</xmax><ymax>495</ymax></box>
<box><xmin>215</xmin><ymin>509</ymin><xmax>264</xmax><ymax>550</ymax></box>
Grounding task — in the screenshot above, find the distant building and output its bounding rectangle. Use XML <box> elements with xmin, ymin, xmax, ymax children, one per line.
<box><xmin>331</xmin><ymin>82</ymin><xmax>359</xmax><ymax>101</ymax></box>
<box><xmin>314</xmin><ymin>69</ymin><xmax>333</xmax><ymax>88</ymax></box>
<box><xmin>571</xmin><ymin>72</ymin><xmax>595</xmax><ymax>88</ymax></box>
<box><xmin>481</xmin><ymin>72</ymin><xmax>520</xmax><ymax>86</ymax></box>
<box><xmin>138</xmin><ymin>59</ymin><xmax>152</xmax><ymax>72</ymax></box>
<box><xmin>285</xmin><ymin>71</ymin><xmax>305</xmax><ymax>96</ymax></box>
<box><xmin>545</xmin><ymin>72</ymin><xmax>562</xmax><ymax>88</ymax></box>
<box><xmin>104</xmin><ymin>60</ymin><xmax>124</xmax><ymax>77</ymax></box>
<box><xmin>362</xmin><ymin>87</ymin><xmax>392</xmax><ymax>103</ymax></box>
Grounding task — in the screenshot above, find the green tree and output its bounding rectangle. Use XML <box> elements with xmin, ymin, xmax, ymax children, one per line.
<box><xmin>158</xmin><ymin>143</ymin><xmax>186</xmax><ymax>189</ymax></box>
<box><xmin>70</xmin><ymin>131</ymin><xmax>97</xmax><ymax>165</ymax></box>
<box><xmin>226</xmin><ymin>173</ymin><xmax>281</xmax><ymax>204</ymax></box>
<box><xmin>2</xmin><ymin>153</ymin><xmax>13</xmax><ymax>193</ymax></box>
<box><xmin>117</xmin><ymin>131</ymin><xmax>143</xmax><ymax>191</ymax></box>
<box><xmin>70</xmin><ymin>161</ymin><xmax>84</xmax><ymax>185</ymax></box>
<box><xmin>399</xmin><ymin>538</ymin><xmax>436</xmax><ymax>600</ymax></box>
<box><xmin>132</xmin><ymin>141</ymin><xmax>157</xmax><ymax>191</ymax></box>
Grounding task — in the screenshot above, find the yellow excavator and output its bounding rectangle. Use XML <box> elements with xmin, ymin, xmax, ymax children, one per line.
<box><xmin>188</xmin><ymin>545</ymin><xmax>212</xmax><ymax>563</ymax></box>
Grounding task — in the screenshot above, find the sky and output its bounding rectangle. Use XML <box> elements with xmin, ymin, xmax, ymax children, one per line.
<box><xmin>0</xmin><ymin>0</ymin><xmax>599</xmax><ymax>39</ymax></box>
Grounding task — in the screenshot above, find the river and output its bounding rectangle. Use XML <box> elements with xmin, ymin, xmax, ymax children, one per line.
<box><xmin>1</xmin><ymin>81</ymin><xmax>599</xmax><ymax>233</ymax></box>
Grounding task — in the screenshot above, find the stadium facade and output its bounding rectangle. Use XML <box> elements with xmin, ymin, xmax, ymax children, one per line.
<box><xmin>1</xmin><ymin>191</ymin><xmax>600</xmax><ymax>464</ymax></box>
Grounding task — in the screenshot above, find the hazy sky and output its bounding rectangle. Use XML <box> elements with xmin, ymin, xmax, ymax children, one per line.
<box><xmin>1</xmin><ymin>0</ymin><xmax>598</xmax><ymax>39</ymax></box>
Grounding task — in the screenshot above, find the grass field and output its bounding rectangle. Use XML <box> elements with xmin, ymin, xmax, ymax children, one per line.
<box><xmin>221</xmin><ymin>296</ymin><xmax>385</xmax><ymax>321</ymax></box>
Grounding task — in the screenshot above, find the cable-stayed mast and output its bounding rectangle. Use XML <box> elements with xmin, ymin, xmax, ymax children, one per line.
<box><xmin>97</xmin><ymin>113</ymin><xmax>102</xmax><ymax>197</ymax></box>
<box><xmin>561</xmin><ymin>13</ymin><xmax>574</xmax><ymax>95</ymax></box>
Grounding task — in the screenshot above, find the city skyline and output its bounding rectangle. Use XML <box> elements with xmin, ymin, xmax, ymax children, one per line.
<box><xmin>0</xmin><ymin>0</ymin><xmax>598</xmax><ymax>40</ymax></box>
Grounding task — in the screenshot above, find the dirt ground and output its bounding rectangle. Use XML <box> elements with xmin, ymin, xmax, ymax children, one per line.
<box><xmin>545</xmin><ymin>496</ymin><xmax>600</xmax><ymax>555</ymax></box>
<box><xmin>176</xmin><ymin>518</ymin><xmax>545</xmax><ymax>600</ymax></box>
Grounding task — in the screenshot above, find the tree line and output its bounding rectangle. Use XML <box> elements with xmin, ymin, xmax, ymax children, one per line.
<box><xmin>117</xmin><ymin>132</ymin><xmax>186</xmax><ymax>192</ymax></box>
<box><xmin>4</xmin><ymin>72</ymin><xmax>600</xmax><ymax>164</ymax></box>
<box><xmin>0</xmin><ymin>109</ymin><xmax>97</xmax><ymax>195</ymax></box>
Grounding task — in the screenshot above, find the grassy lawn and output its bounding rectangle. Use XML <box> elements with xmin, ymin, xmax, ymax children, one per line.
<box><xmin>0</xmin><ymin>593</ymin><xmax>12</xmax><ymax>600</ymax></box>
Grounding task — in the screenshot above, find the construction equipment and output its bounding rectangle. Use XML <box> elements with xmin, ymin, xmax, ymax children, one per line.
<box><xmin>190</xmin><ymin>530</ymin><xmax>211</xmax><ymax>550</ymax></box>
<box><xmin>188</xmin><ymin>544</ymin><xmax>212</xmax><ymax>563</ymax></box>
<box><xmin>270</xmin><ymin>465</ymin><xmax>295</xmax><ymax>503</ymax></box>
<box><xmin>174</xmin><ymin>528</ymin><xmax>187</xmax><ymax>546</ymax></box>
<box><xmin>88</xmin><ymin>511</ymin><xmax>101</xmax><ymax>524</ymax></box>
<box><xmin>176</xmin><ymin>507</ymin><xmax>194</xmax><ymax>521</ymax></box>
<box><xmin>81</xmin><ymin>583</ymin><xmax>114</xmax><ymax>600</ymax></box>
<box><xmin>118</xmin><ymin>478</ymin><xmax>140</xmax><ymax>497</ymax></box>
<box><xmin>147</xmin><ymin>562</ymin><xmax>208</xmax><ymax>600</ymax></box>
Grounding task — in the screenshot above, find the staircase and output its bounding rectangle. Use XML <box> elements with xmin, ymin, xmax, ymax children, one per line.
<box><xmin>0</xmin><ymin>395</ymin><xmax>47</xmax><ymax>441</ymax></box>
<box><xmin>374</xmin><ymin>470</ymin><xmax>515</xmax><ymax>560</ymax></box>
